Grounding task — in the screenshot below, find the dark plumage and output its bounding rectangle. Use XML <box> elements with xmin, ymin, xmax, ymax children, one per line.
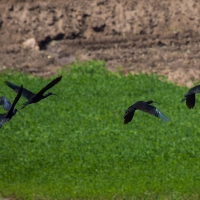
<box><xmin>124</xmin><ymin>100</ymin><xmax>169</xmax><ymax>124</ymax></box>
<box><xmin>5</xmin><ymin>76</ymin><xmax>62</xmax><ymax>109</ymax></box>
<box><xmin>0</xmin><ymin>96</ymin><xmax>12</xmax><ymax>111</ymax></box>
<box><xmin>181</xmin><ymin>85</ymin><xmax>200</xmax><ymax>109</ymax></box>
<box><xmin>0</xmin><ymin>85</ymin><xmax>23</xmax><ymax>127</ymax></box>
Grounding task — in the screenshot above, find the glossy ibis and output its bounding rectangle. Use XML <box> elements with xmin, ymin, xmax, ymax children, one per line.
<box><xmin>181</xmin><ymin>85</ymin><xmax>200</xmax><ymax>109</ymax></box>
<box><xmin>0</xmin><ymin>85</ymin><xmax>23</xmax><ymax>127</ymax></box>
<box><xmin>124</xmin><ymin>100</ymin><xmax>169</xmax><ymax>124</ymax></box>
<box><xmin>0</xmin><ymin>96</ymin><xmax>13</xmax><ymax>111</ymax></box>
<box><xmin>5</xmin><ymin>76</ymin><xmax>62</xmax><ymax>109</ymax></box>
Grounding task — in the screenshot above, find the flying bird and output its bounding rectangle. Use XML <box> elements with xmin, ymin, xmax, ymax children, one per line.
<box><xmin>0</xmin><ymin>96</ymin><xmax>13</xmax><ymax>111</ymax></box>
<box><xmin>5</xmin><ymin>76</ymin><xmax>62</xmax><ymax>109</ymax></box>
<box><xmin>124</xmin><ymin>100</ymin><xmax>169</xmax><ymax>124</ymax></box>
<box><xmin>0</xmin><ymin>85</ymin><xmax>23</xmax><ymax>127</ymax></box>
<box><xmin>181</xmin><ymin>85</ymin><xmax>200</xmax><ymax>109</ymax></box>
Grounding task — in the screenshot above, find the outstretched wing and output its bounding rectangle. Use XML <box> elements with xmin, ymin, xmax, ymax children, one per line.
<box><xmin>0</xmin><ymin>97</ymin><xmax>12</xmax><ymax>111</ymax></box>
<box><xmin>185</xmin><ymin>85</ymin><xmax>200</xmax><ymax>96</ymax></box>
<box><xmin>0</xmin><ymin>113</ymin><xmax>7</xmax><ymax>121</ymax></box>
<box><xmin>5</xmin><ymin>81</ymin><xmax>34</xmax><ymax>100</ymax></box>
<box><xmin>136</xmin><ymin>102</ymin><xmax>169</xmax><ymax>122</ymax></box>
<box><xmin>148</xmin><ymin>107</ymin><xmax>169</xmax><ymax>121</ymax></box>
<box><xmin>185</xmin><ymin>93</ymin><xmax>195</xmax><ymax>109</ymax></box>
<box><xmin>36</xmin><ymin>76</ymin><xmax>62</xmax><ymax>96</ymax></box>
<box><xmin>124</xmin><ymin>105</ymin><xmax>136</xmax><ymax>124</ymax></box>
<box><xmin>0</xmin><ymin>113</ymin><xmax>7</xmax><ymax>127</ymax></box>
<box><xmin>6</xmin><ymin>85</ymin><xmax>23</xmax><ymax>118</ymax></box>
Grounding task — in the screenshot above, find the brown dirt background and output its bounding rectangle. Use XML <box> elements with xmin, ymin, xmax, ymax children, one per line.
<box><xmin>1</xmin><ymin>0</ymin><xmax>200</xmax><ymax>86</ymax></box>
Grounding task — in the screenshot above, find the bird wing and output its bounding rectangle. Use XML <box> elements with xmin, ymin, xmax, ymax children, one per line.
<box><xmin>136</xmin><ymin>102</ymin><xmax>169</xmax><ymax>121</ymax></box>
<box><xmin>5</xmin><ymin>81</ymin><xmax>35</xmax><ymax>100</ymax></box>
<box><xmin>5</xmin><ymin>85</ymin><xmax>23</xmax><ymax>119</ymax></box>
<box><xmin>124</xmin><ymin>105</ymin><xmax>136</xmax><ymax>117</ymax></box>
<box><xmin>186</xmin><ymin>85</ymin><xmax>200</xmax><ymax>95</ymax></box>
<box><xmin>0</xmin><ymin>113</ymin><xmax>7</xmax><ymax>120</ymax></box>
<box><xmin>0</xmin><ymin>113</ymin><xmax>7</xmax><ymax>127</ymax></box>
<box><xmin>124</xmin><ymin>105</ymin><xmax>136</xmax><ymax>124</ymax></box>
<box><xmin>0</xmin><ymin>97</ymin><xmax>12</xmax><ymax>111</ymax></box>
<box><xmin>185</xmin><ymin>93</ymin><xmax>195</xmax><ymax>109</ymax></box>
<box><xmin>148</xmin><ymin>107</ymin><xmax>169</xmax><ymax>121</ymax></box>
<box><xmin>35</xmin><ymin>76</ymin><xmax>62</xmax><ymax>97</ymax></box>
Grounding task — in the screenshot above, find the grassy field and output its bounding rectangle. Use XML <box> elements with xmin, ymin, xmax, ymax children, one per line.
<box><xmin>0</xmin><ymin>60</ymin><xmax>200</xmax><ymax>199</ymax></box>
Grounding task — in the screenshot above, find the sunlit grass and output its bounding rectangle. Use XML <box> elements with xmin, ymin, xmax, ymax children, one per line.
<box><xmin>0</xmin><ymin>60</ymin><xmax>199</xmax><ymax>199</ymax></box>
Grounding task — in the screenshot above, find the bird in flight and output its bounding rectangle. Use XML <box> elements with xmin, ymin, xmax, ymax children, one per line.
<box><xmin>0</xmin><ymin>85</ymin><xmax>23</xmax><ymax>127</ymax></box>
<box><xmin>5</xmin><ymin>76</ymin><xmax>62</xmax><ymax>109</ymax></box>
<box><xmin>181</xmin><ymin>85</ymin><xmax>200</xmax><ymax>109</ymax></box>
<box><xmin>124</xmin><ymin>100</ymin><xmax>169</xmax><ymax>124</ymax></box>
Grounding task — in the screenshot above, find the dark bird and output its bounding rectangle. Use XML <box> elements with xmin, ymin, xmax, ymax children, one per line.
<box><xmin>5</xmin><ymin>76</ymin><xmax>62</xmax><ymax>109</ymax></box>
<box><xmin>181</xmin><ymin>85</ymin><xmax>200</xmax><ymax>109</ymax></box>
<box><xmin>0</xmin><ymin>96</ymin><xmax>13</xmax><ymax>111</ymax></box>
<box><xmin>0</xmin><ymin>85</ymin><xmax>23</xmax><ymax>127</ymax></box>
<box><xmin>124</xmin><ymin>100</ymin><xmax>169</xmax><ymax>124</ymax></box>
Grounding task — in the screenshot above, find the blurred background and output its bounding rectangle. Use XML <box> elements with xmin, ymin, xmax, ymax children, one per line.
<box><xmin>1</xmin><ymin>0</ymin><xmax>200</xmax><ymax>86</ymax></box>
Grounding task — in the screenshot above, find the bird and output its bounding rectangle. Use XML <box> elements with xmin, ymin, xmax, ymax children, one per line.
<box><xmin>0</xmin><ymin>85</ymin><xmax>23</xmax><ymax>127</ymax></box>
<box><xmin>0</xmin><ymin>96</ymin><xmax>13</xmax><ymax>111</ymax></box>
<box><xmin>181</xmin><ymin>85</ymin><xmax>200</xmax><ymax>109</ymax></box>
<box><xmin>124</xmin><ymin>100</ymin><xmax>169</xmax><ymax>124</ymax></box>
<box><xmin>5</xmin><ymin>76</ymin><xmax>62</xmax><ymax>109</ymax></box>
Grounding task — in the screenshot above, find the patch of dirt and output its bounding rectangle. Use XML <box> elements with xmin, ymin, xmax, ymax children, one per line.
<box><xmin>1</xmin><ymin>0</ymin><xmax>200</xmax><ymax>86</ymax></box>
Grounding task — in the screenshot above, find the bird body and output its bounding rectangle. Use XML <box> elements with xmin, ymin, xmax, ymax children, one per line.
<box><xmin>124</xmin><ymin>100</ymin><xmax>169</xmax><ymax>124</ymax></box>
<box><xmin>181</xmin><ymin>85</ymin><xmax>200</xmax><ymax>109</ymax></box>
<box><xmin>0</xmin><ymin>85</ymin><xmax>23</xmax><ymax>127</ymax></box>
<box><xmin>5</xmin><ymin>76</ymin><xmax>62</xmax><ymax>109</ymax></box>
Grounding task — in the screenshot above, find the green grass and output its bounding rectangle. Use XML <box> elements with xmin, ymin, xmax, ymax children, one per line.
<box><xmin>0</xmin><ymin>60</ymin><xmax>200</xmax><ymax>199</ymax></box>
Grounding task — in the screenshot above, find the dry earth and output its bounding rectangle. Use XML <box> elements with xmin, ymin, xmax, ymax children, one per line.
<box><xmin>1</xmin><ymin>0</ymin><xmax>200</xmax><ymax>86</ymax></box>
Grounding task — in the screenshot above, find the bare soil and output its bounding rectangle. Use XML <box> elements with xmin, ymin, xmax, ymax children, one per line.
<box><xmin>1</xmin><ymin>0</ymin><xmax>200</xmax><ymax>86</ymax></box>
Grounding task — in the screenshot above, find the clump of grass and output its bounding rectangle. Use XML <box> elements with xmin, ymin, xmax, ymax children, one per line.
<box><xmin>0</xmin><ymin>60</ymin><xmax>199</xmax><ymax>199</ymax></box>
